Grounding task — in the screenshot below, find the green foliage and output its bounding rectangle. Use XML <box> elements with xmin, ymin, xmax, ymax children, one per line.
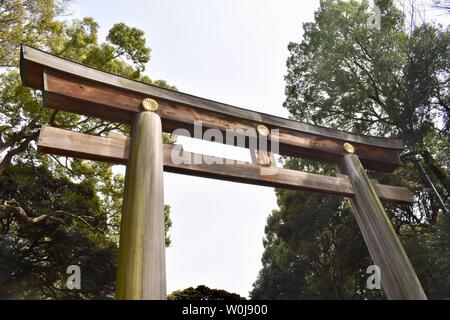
<box><xmin>107</xmin><ymin>22</ymin><xmax>150</xmax><ymax>72</ymax></box>
<box><xmin>0</xmin><ymin>0</ymin><xmax>175</xmax><ymax>299</ymax></box>
<box><xmin>164</xmin><ymin>205</ymin><xmax>172</xmax><ymax>247</ymax></box>
<box><xmin>0</xmin><ymin>0</ymin><xmax>66</xmax><ymax>67</ymax></box>
<box><xmin>252</xmin><ymin>160</ymin><xmax>384</xmax><ymax>299</ymax></box>
<box><xmin>284</xmin><ymin>0</ymin><xmax>448</xmax><ymax>144</ymax></box>
<box><xmin>168</xmin><ymin>285</ymin><xmax>245</xmax><ymax>300</ymax></box>
<box><xmin>252</xmin><ymin>0</ymin><xmax>450</xmax><ymax>300</ymax></box>
<box><xmin>0</xmin><ymin>164</ymin><xmax>117</xmax><ymax>299</ymax></box>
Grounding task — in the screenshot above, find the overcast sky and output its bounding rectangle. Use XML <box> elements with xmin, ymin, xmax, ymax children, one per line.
<box><xmin>71</xmin><ymin>0</ymin><xmax>321</xmax><ymax>297</ymax></box>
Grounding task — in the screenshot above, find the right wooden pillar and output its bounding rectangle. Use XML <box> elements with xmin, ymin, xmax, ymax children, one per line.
<box><xmin>337</xmin><ymin>153</ymin><xmax>427</xmax><ymax>300</ymax></box>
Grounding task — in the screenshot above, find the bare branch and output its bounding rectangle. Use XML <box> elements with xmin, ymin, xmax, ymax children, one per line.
<box><xmin>0</xmin><ymin>199</ymin><xmax>105</xmax><ymax>233</ymax></box>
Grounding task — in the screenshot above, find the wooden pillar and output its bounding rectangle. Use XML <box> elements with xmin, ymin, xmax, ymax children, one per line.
<box><xmin>116</xmin><ymin>103</ymin><xmax>166</xmax><ymax>300</ymax></box>
<box><xmin>337</xmin><ymin>151</ymin><xmax>427</xmax><ymax>300</ymax></box>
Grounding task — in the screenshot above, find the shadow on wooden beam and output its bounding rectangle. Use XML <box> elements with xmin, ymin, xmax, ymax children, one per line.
<box><xmin>37</xmin><ymin>126</ymin><xmax>413</xmax><ymax>204</ymax></box>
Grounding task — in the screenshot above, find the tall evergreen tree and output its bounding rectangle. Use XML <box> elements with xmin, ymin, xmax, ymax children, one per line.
<box><xmin>251</xmin><ymin>0</ymin><xmax>449</xmax><ymax>299</ymax></box>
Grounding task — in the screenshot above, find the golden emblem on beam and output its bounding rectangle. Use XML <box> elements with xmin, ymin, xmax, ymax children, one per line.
<box><xmin>343</xmin><ymin>142</ymin><xmax>355</xmax><ymax>154</ymax></box>
<box><xmin>141</xmin><ymin>98</ymin><xmax>159</xmax><ymax>112</ymax></box>
<box><xmin>256</xmin><ymin>124</ymin><xmax>270</xmax><ymax>137</ymax></box>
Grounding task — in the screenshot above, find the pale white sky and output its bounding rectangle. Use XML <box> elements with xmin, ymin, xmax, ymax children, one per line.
<box><xmin>72</xmin><ymin>0</ymin><xmax>320</xmax><ymax>297</ymax></box>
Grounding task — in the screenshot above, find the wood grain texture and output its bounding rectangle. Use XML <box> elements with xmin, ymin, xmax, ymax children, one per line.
<box><xmin>20</xmin><ymin>45</ymin><xmax>404</xmax><ymax>172</ymax></box>
<box><xmin>38</xmin><ymin>125</ymin><xmax>129</xmax><ymax>164</ymax></box>
<box><xmin>37</xmin><ymin>126</ymin><xmax>413</xmax><ymax>203</ymax></box>
<box><xmin>337</xmin><ymin>154</ymin><xmax>426</xmax><ymax>300</ymax></box>
<box><xmin>115</xmin><ymin>112</ymin><xmax>166</xmax><ymax>300</ymax></box>
<box><xmin>41</xmin><ymin>68</ymin><xmax>402</xmax><ymax>172</ymax></box>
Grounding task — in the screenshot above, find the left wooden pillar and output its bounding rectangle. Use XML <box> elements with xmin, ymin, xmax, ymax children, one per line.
<box><xmin>116</xmin><ymin>100</ymin><xmax>166</xmax><ymax>300</ymax></box>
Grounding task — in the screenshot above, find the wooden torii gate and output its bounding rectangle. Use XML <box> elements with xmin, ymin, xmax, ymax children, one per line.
<box><xmin>20</xmin><ymin>45</ymin><xmax>427</xmax><ymax>300</ymax></box>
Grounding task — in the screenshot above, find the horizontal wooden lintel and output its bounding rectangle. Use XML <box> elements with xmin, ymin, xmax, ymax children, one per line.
<box><xmin>37</xmin><ymin>126</ymin><xmax>413</xmax><ymax>204</ymax></box>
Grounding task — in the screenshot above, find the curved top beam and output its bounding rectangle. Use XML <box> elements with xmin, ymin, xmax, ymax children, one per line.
<box><xmin>20</xmin><ymin>45</ymin><xmax>405</xmax><ymax>172</ymax></box>
<box><xmin>21</xmin><ymin>45</ymin><xmax>403</xmax><ymax>149</ymax></box>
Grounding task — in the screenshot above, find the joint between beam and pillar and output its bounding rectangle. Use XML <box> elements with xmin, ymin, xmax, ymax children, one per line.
<box><xmin>336</xmin><ymin>152</ymin><xmax>426</xmax><ymax>300</ymax></box>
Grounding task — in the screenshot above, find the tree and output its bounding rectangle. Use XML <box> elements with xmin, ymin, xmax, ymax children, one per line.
<box><xmin>0</xmin><ymin>164</ymin><xmax>118</xmax><ymax>299</ymax></box>
<box><xmin>0</xmin><ymin>0</ymin><xmax>174</xmax><ymax>298</ymax></box>
<box><xmin>252</xmin><ymin>0</ymin><xmax>449</xmax><ymax>299</ymax></box>
<box><xmin>168</xmin><ymin>285</ymin><xmax>245</xmax><ymax>300</ymax></box>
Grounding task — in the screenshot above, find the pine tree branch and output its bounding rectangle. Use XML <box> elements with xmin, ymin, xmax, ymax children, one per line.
<box><xmin>0</xmin><ymin>199</ymin><xmax>105</xmax><ymax>233</ymax></box>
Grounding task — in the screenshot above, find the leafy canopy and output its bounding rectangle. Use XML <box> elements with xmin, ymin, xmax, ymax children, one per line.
<box><xmin>252</xmin><ymin>0</ymin><xmax>449</xmax><ymax>300</ymax></box>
